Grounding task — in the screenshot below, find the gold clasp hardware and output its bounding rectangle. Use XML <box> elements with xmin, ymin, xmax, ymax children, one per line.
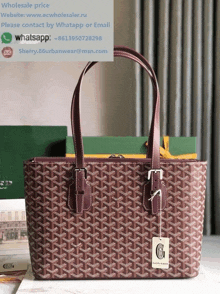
<box><xmin>109</xmin><ymin>154</ymin><xmax>125</xmax><ymax>158</ymax></box>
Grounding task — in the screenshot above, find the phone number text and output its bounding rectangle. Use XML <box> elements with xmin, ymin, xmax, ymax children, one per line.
<box><xmin>55</xmin><ymin>35</ymin><xmax>102</xmax><ymax>41</ymax></box>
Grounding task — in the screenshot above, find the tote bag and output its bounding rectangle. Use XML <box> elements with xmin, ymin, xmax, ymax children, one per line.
<box><xmin>24</xmin><ymin>46</ymin><xmax>207</xmax><ymax>279</ymax></box>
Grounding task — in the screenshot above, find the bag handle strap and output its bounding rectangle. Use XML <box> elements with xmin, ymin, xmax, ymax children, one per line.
<box><xmin>71</xmin><ymin>46</ymin><xmax>161</xmax><ymax>171</ymax></box>
<box><xmin>69</xmin><ymin>46</ymin><xmax>164</xmax><ymax>215</ymax></box>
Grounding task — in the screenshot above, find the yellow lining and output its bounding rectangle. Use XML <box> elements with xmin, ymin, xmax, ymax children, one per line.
<box><xmin>66</xmin><ymin>154</ymin><xmax>147</xmax><ymax>158</ymax></box>
<box><xmin>66</xmin><ymin>136</ymin><xmax>197</xmax><ymax>159</ymax></box>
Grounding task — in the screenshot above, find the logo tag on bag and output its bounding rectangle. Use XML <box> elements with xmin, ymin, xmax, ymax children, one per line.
<box><xmin>152</xmin><ymin>237</ymin><xmax>169</xmax><ymax>269</ymax></box>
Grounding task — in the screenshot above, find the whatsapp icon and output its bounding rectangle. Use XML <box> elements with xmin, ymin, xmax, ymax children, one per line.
<box><xmin>1</xmin><ymin>32</ymin><xmax>12</xmax><ymax>44</ymax></box>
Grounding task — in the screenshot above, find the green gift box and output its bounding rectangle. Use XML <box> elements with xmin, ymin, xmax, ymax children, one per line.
<box><xmin>66</xmin><ymin>136</ymin><xmax>196</xmax><ymax>157</ymax></box>
<box><xmin>0</xmin><ymin>126</ymin><xmax>67</xmax><ymax>199</ymax></box>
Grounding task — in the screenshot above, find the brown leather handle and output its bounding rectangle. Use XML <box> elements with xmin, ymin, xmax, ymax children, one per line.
<box><xmin>71</xmin><ymin>46</ymin><xmax>161</xmax><ymax>170</ymax></box>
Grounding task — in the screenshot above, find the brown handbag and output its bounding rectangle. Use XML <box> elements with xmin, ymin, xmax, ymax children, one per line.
<box><xmin>24</xmin><ymin>46</ymin><xmax>207</xmax><ymax>279</ymax></box>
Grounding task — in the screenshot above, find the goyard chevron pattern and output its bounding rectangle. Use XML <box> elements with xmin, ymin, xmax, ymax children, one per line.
<box><xmin>24</xmin><ymin>159</ymin><xmax>207</xmax><ymax>279</ymax></box>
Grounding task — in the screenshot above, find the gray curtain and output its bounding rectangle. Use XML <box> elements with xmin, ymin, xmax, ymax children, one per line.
<box><xmin>139</xmin><ymin>0</ymin><xmax>220</xmax><ymax>235</ymax></box>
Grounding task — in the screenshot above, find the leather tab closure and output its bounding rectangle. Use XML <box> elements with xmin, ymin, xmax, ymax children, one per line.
<box><xmin>151</xmin><ymin>171</ymin><xmax>161</xmax><ymax>214</ymax></box>
<box><xmin>68</xmin><ymin>167</ymin><xmax>91</xmax><ymax>214</ymax></box>
<box><xmin>75</xmin><ymin>168</ymin><xmax>86</xmax><ymax>193</ymax></box>
<box><xmin>76</xmin><ymin>193</ymin><xmax>84</xmax><ymax>214</ymax></box>
<box><xmin>143</xmin><ymin>169</ymin><xmax>167</xmax><ymax>214</ymax></box>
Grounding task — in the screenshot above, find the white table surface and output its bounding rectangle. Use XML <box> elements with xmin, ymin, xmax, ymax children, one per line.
<box><xmin>14</xmin><ymin>236</ymin><xmax>220</xmax><ymax>294</ymax></box>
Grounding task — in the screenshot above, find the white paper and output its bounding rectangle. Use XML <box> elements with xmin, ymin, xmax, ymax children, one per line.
<box><xmin>152</xmin><ymin>237</ymin><xmax>169</xmax><ymax>269</ymax></box>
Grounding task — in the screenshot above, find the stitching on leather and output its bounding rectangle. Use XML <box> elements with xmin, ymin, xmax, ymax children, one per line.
<box><xmin>83</xmin><ymin>180</ymin><xmax>92</xmax><ymax>212</ymax></box>
<box><xmin>81</xmin><ymin>191</ymin><xmax>84</xmax><ymax>214</ymax></box>
<box><xmin>143</xmin><ymin>184</ymin><xmax>147</xmax><ymax>211</ymax></box>
<box><xmin>143</xmin><ymin>183</ymin><xmax>150</xmax><ymax>211</ymax></box>
<box><xmin>161</xmin><ymin>181</ymin><xmax>166</xmax><ymax>209</ymax></box>
<box><xmin>67</xmin><ymin>184</ymin><xmax>72</xmax><ymax>210</ymax></box>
